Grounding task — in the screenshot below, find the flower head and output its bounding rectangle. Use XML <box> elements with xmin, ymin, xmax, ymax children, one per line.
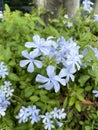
<box><xmin>25</xmin><ymin>35</ymin><xmax>50</xmax><ymax>56</ymax></box>
<box><xmin>16</xmin><ymin>106</ymin><xmax>31</xmax><ymax>123</ymax></box>
<box><xmin>0</xmin><ymin>91</ymin><xmax>10</xmax><ymax>117</ymax></box>
<box><xmin>82</xmin><ymin>0</ymin><xmax>94</xmax><ymax>13</ymax></box>
<box><xmin>0</xmin><ymin>62</ymin><xmax>9</xmax><ymax>78</ymax></box>
<box><xmin>16</xmin><ymin>105</ymin><xmax>41</xmax><ymax>124</ymax></box>
<box><xmin>36</xmin><ymin>65</ymin><xmax>66</xmax><ymax>93</ymax></box>
<box><xmin>20</xmin><ymin>50</ymin><xmax>42</xmax><ymax>73</ymax></box>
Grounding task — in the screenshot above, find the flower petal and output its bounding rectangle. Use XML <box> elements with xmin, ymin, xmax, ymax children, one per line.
<box><xmin>46</xmin><ymin>65</ymin><xmax>55</xmax><ymax>77</ymax></box>
<box><xmin>25</xmin><ymin>42</ymin><xmax>37</xmax><ymax>48</ymax></box>
<box><xmin>36</xmin><ymin>74</ymin><xmax>49</xmax><ymax>83</ymax></box>
<box><xmin>30</xmin><ymin>49</ymin><xmax>41</xmax><ymax>58</ymax></box>
<box><xmin>51</xmin><ymin>80</ymin><xmax>60</xmax><ymax>93</ymax></box>
<box><xmin>34</xmin><ymin>60</ymin><xmax>42</xmax><ymax>68</ymax></box>
<box><xmin>21</xmin><ymin>50</ymin><xmax>30</xmax><ymax>59</ymax></box>
<box><xmin>27</xmin><ymin>62</ymin><xmax>34</xmax><ymax>73</ymax></box>
<box><xmin>39</xmin><ymin>81</ymin><xmax>53</xmax><ymax>90</ymax></box>
<box><xmin>20</xmin><ymin>60</ymin><xmax>30</xmax><ymax>67</ymax></box>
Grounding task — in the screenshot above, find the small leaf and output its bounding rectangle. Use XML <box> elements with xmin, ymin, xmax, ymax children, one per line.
<box><xmin>30</xmin><ymin>95</ymin><xmax>39</xmax><ymax>102</ymax></box>
<box><xmin>63</xmin><ymin>97</ymin><xmax>68</xmax><ymax>107</ymax></box>
<box><xmin>8</xmin><ymin>73</ymin><xmax>19</xmax><ymax>81</ymax></box>
<box><xmin>69</xmin><ymin>96</ymin><xmax>76</xmax><ymax>106</ymax></box>
<box><xmin>75</xmin><ymin>101</ymin><xmax>81</xmax><ymax>112</ymax></box>
<box><xmin>24</xmin><ymin>87</ymin><xmax>34</xmax><ymax>98</ymax></box>
<box><xmin>77</xmin><ymin>94</ymin><xmax>85</xmax><ymax>102</ymax></box>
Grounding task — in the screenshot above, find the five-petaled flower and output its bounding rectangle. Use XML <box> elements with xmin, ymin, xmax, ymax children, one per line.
<box><xmin>20</xmin><ymin>50</ymin><xmax>42</xmax><ymax>73</ymax></box>
<box><xmin>36</xmin><ymin>65</ymin><xmax>66</xmax><ymax>93</ymax></box>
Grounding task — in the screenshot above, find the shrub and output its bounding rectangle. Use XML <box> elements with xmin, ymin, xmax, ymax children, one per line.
<box><xmin>0</xmin><ymin>3</ymin><xmax>98</xmax><ymax>130</ymax></box>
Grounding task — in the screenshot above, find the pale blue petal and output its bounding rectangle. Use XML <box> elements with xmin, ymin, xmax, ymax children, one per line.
<box><xmin>27</xmin><ymin>62</ymin><xmax>34</xmax><ymax>73</ymax></box>
<box><xmin>46</xmin><ymin>65</ymin><xmax>55</xmax><ymax>77</ymax></box>
<box><xmin>33</xmin><ymin>35</ymin><xmax>40</xmax><ymax>45</ymax></box>
<box><xmin>36</xmin><ymin>74</ymin><xmax>49</xmax><ymax>83</ymax></box>
<box><xmin>34</xmin><ymin>60</ymin><xmax>42</xmax><ymax>68</ymax></box>
<box><xmin>56</xmin><ymin>120</ymin><xmax>63</xmax><ymax>127</ymax></box>
<box><xmin>40</xmin><ymin>47</ymin><xmax>50</xmax><ymax>55</ymax></box>
<box><xmin>59</xmin><ymin>68</ymin><xmax>66</xmax><ymax>77</ymax></box>
<box><xmin>51</xmin><ymin>80</ymin><xmax>60</xmax><ymax>93</ymax></box>
<box><xmin>54</xmin><ymin>76</ymin><xmax>66</xmax><ymax>85</ymax></box>
<box><xmin>25</xmin><ymin>42</ymin><xmax>37</xmax><ymax>48</ymax></box>
<box><xmin>22</xmin><ymin>50</ymin><xmax>30</xmax><ymax>59</ymax></box>
<box><xmin>30</xmin><ymin>49</ymin><xmax>41</xmax><ymax>58</ymax></box>
<box><xmin>20</xmin><ymin>60</ymin><xmax>30</xmax><ymax>67</ymax></box>
<box><xmin>39</xmin><ymin>81</ymin><xmax>53</xmax><ymax>90</ymax></box>
<box><xmin>70</xmin><ymin>74</ymin><xmax>75</xmax><ymax>82</ymax></box>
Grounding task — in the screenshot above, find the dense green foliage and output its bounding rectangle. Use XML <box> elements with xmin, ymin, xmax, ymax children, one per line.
<box><xmin>0</xmin><ymin>4</ymin><xmax>98</xmax><ymax>130</ymax></box>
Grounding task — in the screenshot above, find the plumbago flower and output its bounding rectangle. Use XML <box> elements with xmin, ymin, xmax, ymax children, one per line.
<box><xmin>82</xmin><ymin>0</ymin><xmax>94</xmax><ymax>13</ymax></box>
<box><xmin>16</xmin><ymin>106</ymin><xmax>66</xmax><ymax>130</ymax></box>
<box><xmin>40</xmin><ymin>107</ymin><xmax>66</xmax><ymax>130</ymax></box>
<box><xmin>0</xmin><ymin>81</ymin><xmax>14</xmax><ymax>117</ymax></box>
<box><xmin>20</xmin><ymin>35</ymin><xmax>83</xmax><ymax>92</ymax></box>
<box><xmin>25</xmin><ymin>34</ymin><xmax>51</xmax><ymax>56</ymax></box>
<box><xmin>20</xmin><ymin>50</ymin><xmax>42</xmax><ymax>73</ymax></box>
<box><xmin>92</xmin><ymin>90</ymin><xmax>98</xmax><ymax>97</ymax></box>
<box><xmin>36</xmin><ymin>65</ymin><xmax>66</xmax><ymax>93</ymax></box>
<box><xmin>94</xmin><ymin>14</ymin><xmax>98</xmax><ymax>22</ymax></box>
<box><xmin>0</xmin><ymin>61</ymin><xmax>9</xmax><ymax>78</ymax></box>
<box><xmin>16</xmin><ymin>105</ymin><xmax>40</xmax><ymax>124</ymax></box>
<box><xmin>66</xmin><ymin>22</ymin><xmax>73</xmax><ymax>28</ymax></box>
<box><xmin>56</xmin><ymin>37</ymin><xmax>83</xmax><ymax>70</ymax></box>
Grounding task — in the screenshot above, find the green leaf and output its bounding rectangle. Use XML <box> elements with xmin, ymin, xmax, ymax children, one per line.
<box><xmin>4</xmin><ymin>47</ymin><xmax>12</xmax><ymax>61</ymax></box>
<box><xmin>63</xmin><ymin>97</ymin><xmax>68</xmax><ymax>107</ymax></box>
<box><xmin>8</xmin><ymin>73</ymin><xmax>20</xmax><ymax>81</ymax></box>
<box><xmin>75</xmin><ymin>101</ymin><xmax>81</xmax><ymax>112</ymax></box>
<box><xmin>47</xmin><ymin>100</ymin><xmax>57</xmax><ymax>105</ymax></box>
<box><xmin>78</xmin><ymin>75</ymin><xmax>90</xmax><ymax>86</ymax></box>
<box><xmin>85</xmin><ymin>126</ymin><xmax>91</xmax><ymax>130</ymax></box>
<box><xmin>77</xmin><ymin>94</ymin><xmax>85</xmax><ymax>102</ymax></box>
<box><xmin>30</xmin><ymin>95</ymin><xmax>39</xmax><ymax>102</ymax></box>
<box><xmin>85</xmin><ymin>86</ymin><xmax>92</xmax><ymax>91</ymax></box>
<box><xmin>69</xmin><ymin>96</ymin><xmax>76</xmax><ymax>106</ymax></box>
<box><xmin>24</xmin><ymin>87</ymin><xmax>34</xmax><ymax>98</ymax></box>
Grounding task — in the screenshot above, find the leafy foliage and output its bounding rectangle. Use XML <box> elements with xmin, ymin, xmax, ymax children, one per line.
<box><xmin>0</xmin><ymin>4</ymin><xmax>98</xmax><ymax>130</ymax></box>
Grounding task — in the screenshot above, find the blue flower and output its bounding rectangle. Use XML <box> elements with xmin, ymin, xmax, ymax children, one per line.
<box><xmin>40</xmin><ymin>112</ymin><xmax>54</xmax><ymax>130</ymax></box>
<box><xmin>0</xmin><ymin>62</ymin><xmax>9</xmax><ymax>78</ymax></box>
<box><xmin>82</xmin><ymin>0</ymin><xmax>94</xmax><ymax>13</ymax></box>
<box><xmin>20</xmin><ymin>50</ymin><xmax>42</xmax><ymax>73</ymax></box>
<box><xmin>91</xmin><ymin>47</ymin><xmax>98</xmax><ymax>59</ymax></box>
<box><xmin>25</xmin><ymin>35</ymin><xmax>50</xmax><ymax>56</ymax></box>
<box><xmin>51</xmin><ymin>107</ymin><xmax>67</xmax><ymax>120</ymax></box>
<box><xmin>44</xmin><ymin>120</ymin><xmax>55</xmax><ymax>130</ymax></box>
<box><xmin>0</xmin><ymin>91</ymin><xmax>10</xmax><ymax>117</ymax></box>
<box><xmin>36</xmin><ymin>65</ymin><xmax>66</xmax><ymax>93</ymax></box>
<box><xmin>92</xmin><ymin>90</ymin><xmax>98</xmax><ymax>97</ymax></box>
<box><xmin>27</xmin><ymin>105</ymin><xmax>40</xmax><ymax>124</ymax></box>
<box><xmin>16</xmin><ymin>105</ymin><xmax>41</xmax><ymax>124</ymax></box>
<box><xmin>16</xmin><ymin>106</ymin><xmax>31</xmax><ymax>123</ymax></box>
<box><xmin>94</xmin><ymin>14</ymin><xmax>98</xmax><ymax>22</ymax></box>
<box><xmin>1</xmin><ymin>81</ymin><xmax>14</xmax><ymax>98</ymax></box>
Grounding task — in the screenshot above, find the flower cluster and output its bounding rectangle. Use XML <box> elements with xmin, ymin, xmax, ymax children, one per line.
<box><xmin>0</xmin><ymin>62</ymin><xmax>14</xmax><ymax>117</ymax></box>
<box><xmin>20</xmin><ymin>35</ymin><xmax>83</xmax><ymax>92</ymax></box>
<box><xmin>0</xmin><ymin>81</ymin><xmax>14</xmax><ymax>117</ymax></box>
<box><xmin>16</xmin><ymin>105</ymin><xmax>66</xmax><ymax>130</ymax></box>
<box><xmin>82</xmin><ymin>0</ymin><xmax>94</xmax><ymax>13</ymax></box>
<box><xmin>41</xmin><ymin>107</ymin><xmax>66</xmax><ymax>130</ymax></box>
<box><xmin>16</xmin><ymin>105</ymin><xmax>40</xmax><ymax>124</ymax></box>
